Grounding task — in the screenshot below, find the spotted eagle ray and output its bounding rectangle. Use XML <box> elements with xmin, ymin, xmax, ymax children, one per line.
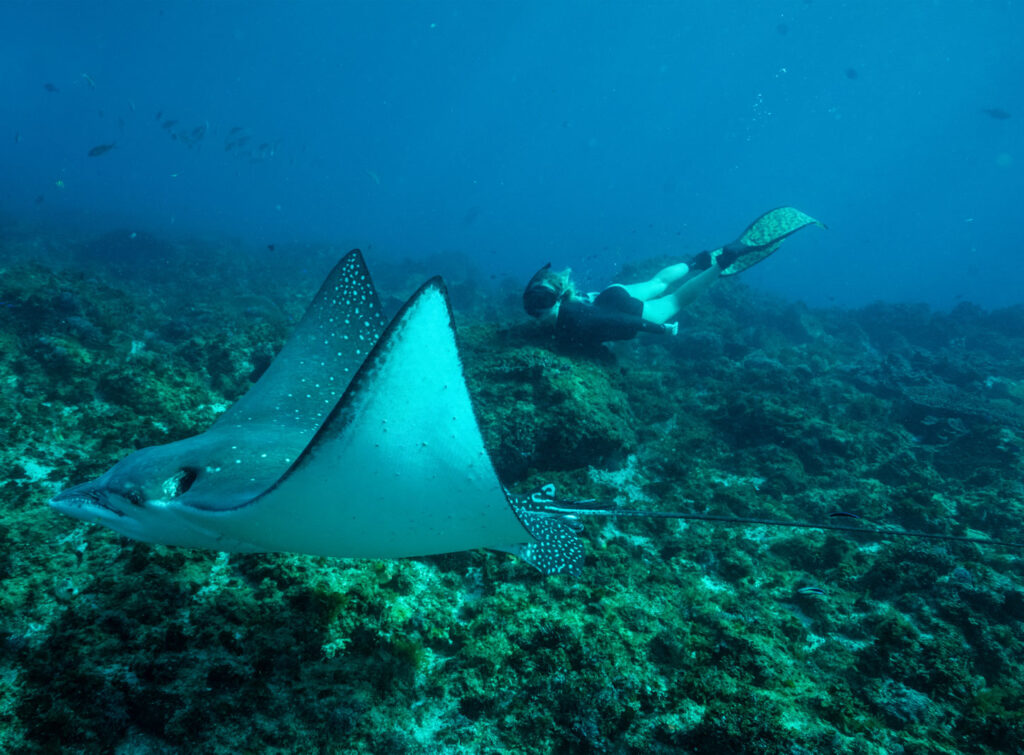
<box><xmin>50</xmin><ymin>251</ymin><xmax>1022</xmax><ymax>574</ymax></box>
<box><xmin>51</xmin><ymin>251</ymin><xmax>586</xmax><ymax>574</ymax></box>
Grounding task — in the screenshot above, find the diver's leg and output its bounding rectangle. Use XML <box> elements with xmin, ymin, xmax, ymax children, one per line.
<box><xmin>617</xmin><ymin>262</ymin><xmax>693</xmax><ymax>301</ymax></box>
<box><xmin>641</xmin><ymin>265</ymin><xmax>721</xmax><ymax>324</ymax></box>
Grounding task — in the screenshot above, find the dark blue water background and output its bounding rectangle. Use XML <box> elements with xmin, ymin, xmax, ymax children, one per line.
<box><xmin>2</xmin><ymin>1</ymin><xmax>1021</xmax><ymax>309</ymax></box>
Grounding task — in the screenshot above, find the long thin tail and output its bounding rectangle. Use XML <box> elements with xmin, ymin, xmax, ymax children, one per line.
<box><xmin>540</xmin><ymin>502</ymin><xmax>1024</xmax><ymax>550</ymax></box>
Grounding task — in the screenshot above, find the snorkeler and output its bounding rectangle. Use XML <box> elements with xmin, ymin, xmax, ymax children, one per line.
<box><xmin>522</xmin><ymin>207</ymin><xmax>826</xmax><ymax>347</ymax></box>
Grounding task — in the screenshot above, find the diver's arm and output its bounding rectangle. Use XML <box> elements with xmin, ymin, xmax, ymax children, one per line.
<box><xmin>587</xmin><ymin>306</ymin><xmax>672</xmax><ymax>338</ymax></box>
<box><xmin>557</xmin><ymin>300</ymin><xmax>672</xmax><ymax>344</ymax></box>
<box><xmin>638</xmin><ymin>318</ymin><xmax>674</xmax><ymax>336</ymax></box>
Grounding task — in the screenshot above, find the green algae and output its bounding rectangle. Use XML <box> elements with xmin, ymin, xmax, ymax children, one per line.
<box><xmin>1</xmin><ymin>238</ymin><xmax>1023</xmax><ymax>753</ymax></box>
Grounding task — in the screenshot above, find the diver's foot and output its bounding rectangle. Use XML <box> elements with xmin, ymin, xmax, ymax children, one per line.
<box><xmin>691</xmin><ymin>250</ymin><xmax>713</xmax><ymax>271</ymax></box>
<box><xmin>715</xmin><ymin>241</ymin><xmax>754</xmax><ymax>270</ymax></box>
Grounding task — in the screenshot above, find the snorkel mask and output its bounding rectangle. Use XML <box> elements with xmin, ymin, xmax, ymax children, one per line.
<box><xmin>523</xmin><ymin>263</ymin><xmax>565</xmax><ymax>317</ymax></box>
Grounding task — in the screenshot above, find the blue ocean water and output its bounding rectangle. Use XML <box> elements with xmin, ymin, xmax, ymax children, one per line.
<box><xmin>5</xmin><ymin>5</ymin><xmax>1024</xmax><ymax>752</ymax></box>
<box><xmin>3</xmin><ymin>1</ymin><xmax>1021</xmax><ymax>310</ymax></box>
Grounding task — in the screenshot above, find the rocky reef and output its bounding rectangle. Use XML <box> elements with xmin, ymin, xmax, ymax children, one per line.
<box><xmin>1</xmin><ymin>231</ymin><xmax>1023</xmax><ymax>753</ymax></box>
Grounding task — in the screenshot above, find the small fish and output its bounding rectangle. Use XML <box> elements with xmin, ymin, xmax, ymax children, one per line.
<box><xmin>162</xmin><ymin>119</ymin><xmax>178</xmax><ymax>129</ymax></box>
<box><xmin>35</xmin><ymin>194</ymin><xmax>45</xmax><ymax>204</ymax></box>
<box><xmin>230</xmin><ymin>126</ymin><xmax>245</xmax><ymax>135</ymax></box>
<box><xmin>156</xmin><ymin>111</ymin><xmax>163</xmax><ymax>120</ymax></box>
<box><xmin>81</xmin><ymin>73</ymin><xmax>96</xmax><ymax>89</ymax></box>
<box><xmin>829</xmin><ymin>511</ymin><xmax>861</xmax><ymax>519</ymax></box>
<box><xmin>845</xmin><ymin>67</ymin><xmax>859</xmax><ymax>80</ymax></box>
<box><xmin>87</xmin><ymin>143</ymin><xmax>115</xmax><ymax>157</ymax></box>
<box><xmin>14</xmin><ymin>132</ymin><xmax>20</xmax><ymax>144</ymax></box>
<box><xmin>982</xmin><ymin>107</ymin><xmax>1011</xmax><ymax>120</ymax></box>
<box><xmin>267</xmin><ymin>244</ymin><xmax>276</xmax><ymax>251</ymax></box>
<box><xmin>44</xmin><ymin>83</ymin><xmax>59</xmax><ymax>93</ymax></box>
<box><xmin>798</xmin><ymin>586</ymin><xmax>827</xmax><ymax>596</ymax></box>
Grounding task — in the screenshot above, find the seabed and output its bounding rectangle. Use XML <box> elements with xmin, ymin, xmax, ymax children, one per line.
<box><xmin>1</xmin><ymin>227</ymin><xmax>1023</xmax><ymax>753</ymax></box>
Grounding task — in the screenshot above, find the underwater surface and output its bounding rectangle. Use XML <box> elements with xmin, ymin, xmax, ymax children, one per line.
<box><xmin>2</xmin><ymin>2</ymin><xmax>1023</xmax><ymax>753</ymax></box>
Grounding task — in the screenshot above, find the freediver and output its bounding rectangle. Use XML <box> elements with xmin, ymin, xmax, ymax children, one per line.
<box><xmin>522</xmin><ymin>207</ymin><xmax>825</xmax><ymax>347</ymax></box>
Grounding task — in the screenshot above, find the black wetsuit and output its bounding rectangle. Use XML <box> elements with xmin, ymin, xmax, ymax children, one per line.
<box><xmin>554</xmin><ymin>286</ymin><xmax>670</xmax><ymax>346</ymax></box>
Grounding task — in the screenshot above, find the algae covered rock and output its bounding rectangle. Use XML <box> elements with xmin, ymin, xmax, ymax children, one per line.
<box><xmin>461</xmin><ymin>323</ymin><xmax>637</xmax><ymax>480</ymax></box>
<box><xmin>5</xmin><ymin>236</ymin><xmax>1024</xmax><ymax>754</ymax></box>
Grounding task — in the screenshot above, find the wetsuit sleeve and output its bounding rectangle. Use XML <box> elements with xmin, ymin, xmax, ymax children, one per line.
<box><xmin>555</xmin><ymin>300</ymin><xmax>669</xmax><ymax>346</ymax></box>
